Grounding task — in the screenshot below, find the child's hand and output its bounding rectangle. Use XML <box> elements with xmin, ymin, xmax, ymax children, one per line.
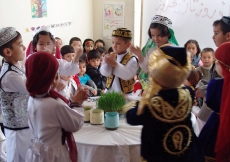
<box><xmin>91</xmin><ymin>89</ymin><xmax>97</xmax><ymax>96</ymax></box>
<box><xmin>105</xmin><ymin>55</ymin><xmax>117</xmax><ymax>67</ymax></box>
<box><xmin>55</xmin><ymin>81</ymin><xmax>65</xmax><ymax>92</ymax></box>
<box><xmin>129</xmin><ymin>44</ymin><xmax>143</xmax><ymax>62</ymax></box>
<box><xmin>73</xmin><ymin>46</ymin><xmax>83</xmax><ymax>62</ymax></box>
<box><xmin>71</xmin><ymin>85</ymin><xmax>89</xmax><ymax>104</ymax></box>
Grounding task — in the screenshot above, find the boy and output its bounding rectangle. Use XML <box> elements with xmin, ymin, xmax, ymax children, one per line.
<box><xmin>0</xmin><ymin>27</ymin><xmax>32</xmax><ymax>161</ymax></box>
<box><xmin>122</xmin><ymin>46</ymin><xmax>204</xmax><ymax>162</ymax></box>
<box><xmin>69</xmin><ymin>37</ymin><xmax>82</xmax><ymax>52</ymax></box>
<box><xmin>59</xmin><ymin>45</ymin><xmax>78</xmax><ymax>99</ymax></box>
<box><xmin>100</xmin><ymin>28</ymin><xmax>138</xmax><ymax>94</ymax></box>
<box><xmin>86</xmin><ymin>49</ymin><xmax>106</xmax><ymax>95</ymax></box>
<box><xmin>78</xmin><ymin>59</ymin><xmax>97</xmax><ymax>96</ymax></box>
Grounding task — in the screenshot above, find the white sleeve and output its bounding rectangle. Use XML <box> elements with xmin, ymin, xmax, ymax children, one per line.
<box><xmin>139</xmin><ymin>47</ymin><xmax>155</xmax><ymax>73</ymax></box>
<box><xmin>1</xmin><ymin>71</ymin><xmax>28</xmax><ymax>94</ymax></box>
<box><xmin>113</xmin><ymin>57</ymin><xmax>138</xmax><ymax>80</ymax></box>
<box><xmin>57</xmin><ymin>59</ymin><xmax>80</xmax><ymax>76</ymax></box>
<box><xmin>56</xmin><ymin>102</ymin><xmax>84</xmax><ymax>133</ymax></box>
<box><xmin>99</xmin><ymin>58</ymin><xmax>113</xmax><ymax>77</ymax></box>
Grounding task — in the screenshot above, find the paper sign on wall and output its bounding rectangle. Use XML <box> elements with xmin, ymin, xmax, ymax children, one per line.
<box><xmin>103</xmin><ymin>1</ymin><xmax>125</xmax><ymax>39</ymax></box>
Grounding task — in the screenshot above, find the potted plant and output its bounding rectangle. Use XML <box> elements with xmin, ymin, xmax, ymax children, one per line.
<box><xmin>97</xmin><ymin>91</ymin><xmax>126</xmax><ymax>113</ymax></box>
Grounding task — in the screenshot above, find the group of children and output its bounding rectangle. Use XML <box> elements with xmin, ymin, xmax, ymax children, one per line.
<box><xmin>0</xmin><ymin>13</ymin><xmax>229</xmax><ymax>162</ymax></box>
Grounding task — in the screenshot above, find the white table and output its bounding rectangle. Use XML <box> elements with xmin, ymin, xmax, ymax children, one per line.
<box><xmin>73</xmin><ymin>116</ymin><xmax>142</xmax><ymax>162</ymax></box>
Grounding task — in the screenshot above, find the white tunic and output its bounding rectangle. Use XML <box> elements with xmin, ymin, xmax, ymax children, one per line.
<box><xmin>100</xmin><ymin>51</ymin><xmax>138</xmax><ymax>93</ymax></box>
<box><xmin>58</xmin><ymin>79</ymin><xmax>78</xmax><ymax>100</ymax></box>
<box><xmin>25</xmin><ymin>97</ymin><xmax>84</xmax><ymax>162</ymax></box>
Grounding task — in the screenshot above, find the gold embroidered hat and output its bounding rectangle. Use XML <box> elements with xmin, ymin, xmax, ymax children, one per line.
<box><xmin>149</xmin><ymin>46</ymin><xmax>191</xmax><ymax>89</ymax></box>
<box><xmin>0</xmin><ymin>27</ymin><xmax>18</xmax><ymax>47</ymax></box>
<box><xmin>112</xmin><ymin>28</ymin><xmax>132</xmax><ymax>39</ymax></box>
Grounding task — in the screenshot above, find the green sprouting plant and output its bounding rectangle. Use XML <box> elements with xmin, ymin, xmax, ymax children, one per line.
<box><xmin>97</xmin><ymin>91</ymin><xmax>126</xmax><ymax>112</ymax></box>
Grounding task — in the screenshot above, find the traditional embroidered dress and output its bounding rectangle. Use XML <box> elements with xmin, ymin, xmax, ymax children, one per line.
<box><xmin>123</xmin><ymin>46</ymin><xmax>205</xmax><ymax>162</ymax></box>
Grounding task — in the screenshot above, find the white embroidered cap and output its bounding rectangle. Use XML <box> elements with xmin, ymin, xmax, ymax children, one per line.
<box><xmin>151</xmin><ymin>15</ymin><xmax>172</xmax><ymax>28</ymax></box>
<box><xmin>0</xmin><ymin>27</ymin><xmax>18</xmax><ymax>47</ymax></box>
<box><xmin>33</xmin><ymin>26</ymin><xmax>52</xmax><ymax>37</ymax></box>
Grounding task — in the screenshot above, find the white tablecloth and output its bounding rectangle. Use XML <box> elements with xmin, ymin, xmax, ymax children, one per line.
<box><xmin>73</xmin><ymin>117</ymin><xmax>142</xmax><ymax>162</ymax></box>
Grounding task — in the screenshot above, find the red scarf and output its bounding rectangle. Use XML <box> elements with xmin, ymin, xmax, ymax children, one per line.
<box><xmin>26</xmin><ymin>52</ymin><xmax>77</xmax><ymax>162</ymax></box>
<box><xmin>214</xmin><ymin>42</ymin><xmax>230</xmax><ymax>162</ymax></box>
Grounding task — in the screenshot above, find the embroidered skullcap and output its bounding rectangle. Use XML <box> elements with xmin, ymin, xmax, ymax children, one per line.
<box><xmin>0</xmin><ymin>27</ymin><xmax>18</xmax><ymax>47</ymax></box>
<box><xmin>151</xmin><ymin>15</ymin><xmax>172</xmax><ymax>28</ymax></box>
<box><xmin>149</xmin><ymin>46</ymin><xmax>191</xmax><ymax>89</ymax></box>
<box><xmin>112</xmin><ymin>28</ymin><xmax>132</xmax><ymax>39</ymax></box>
<box><xmin>221</xmin><ymin>16</ymin><xmax>230</xmax><ymax>26</ymax></box>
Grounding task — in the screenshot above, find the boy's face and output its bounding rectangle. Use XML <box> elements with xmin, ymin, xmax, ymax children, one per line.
<box><xmin>89</xmin><ymin>58</ymin><xmax>100</xmax><ymax>68</ymax></box>
<box><xmin>36</xmin><ymin>35</ymin><xmax>55</xmax><ymax>53</ymax></box>
<box><xmin>60</xmin><ymin>75</ymin><xmax>72</xmax><ymax>82</ymax></box>
<box><xmin>79</xmin><ymin>62</ymin><xmax>86</xmax><ymax>75</ymax></box>
<box><xmin>84</xmin><ymin>44</ymin><xmax>94</xmax><ymax>53</ymax></box>
<box><xmin>5</xmin><ymin>37</ymin><xmax>26</xmax><ymax>62</ymax></box>
<box><xmin>62</xmin><ymin>53</ymin><xmax>75</xmax><ymax>62</ymax></box>
<box><xmin>201</xmin><ymin>52</ymin><xmax>214</xmax><ymax>67</ymax></box>
<box><xmin>212</xmin><ymin>24</ymin><xmax>229</xmax><ymax>47</ymax></box>
<box><xmin>95</xmin><ymin>42</ymin><xmax>104</xmax><ymax>48</ymax></box>
<box><xmin>112</xmin><ymin>36</ymin><xmax>131</xmax><ymax>54</ymax></box>
<box><xmin>71</xmin><ymin>41</ymin><xmax>82</xmax><ymax>51</ymax></box>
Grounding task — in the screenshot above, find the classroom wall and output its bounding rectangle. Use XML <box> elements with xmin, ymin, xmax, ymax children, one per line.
<box><xmin>0</xmin><ymin>0</ymin><xmax>94</xmax><ymax>63</ymax></box>
<box><xmin>92</xmin><ymin>0</ymin><xmax>135</xmax><ymax>51</ymax></box>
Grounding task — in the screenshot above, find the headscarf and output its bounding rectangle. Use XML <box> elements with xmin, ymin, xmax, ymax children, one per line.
<box><xmin>25</xmin><ymin>52</ymin><xmax>77</xmax><ymax>162</ymax></box>
<box><xmin>214</xmin><ymin>42</ymin><xmax>230</xmax><ymax>162</ymax></box>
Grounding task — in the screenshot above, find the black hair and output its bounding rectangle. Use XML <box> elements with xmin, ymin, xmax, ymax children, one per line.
<box><xmin>96</xmin><ymin>47</ymin><xmax>106</xmax><ymax>55</ymax></box>
<box><xmin>83</xmin><ymin>38</ymin><xmax>94</xmax><ymax>52</ymax></box>
<box><xmin>79</xmin><ymin>59</ymin><xmax>86</xmax><ymax>65</ymax></box>
<box><xmin>213</xmin><ymin>20</ymin><xmax>230</xmax><ymax>35</ymax></box>
<box><xmin>200</xmin><ymin>47</ymin><xmax>214</xmax><ymax>57</ymax></box>
<box><xmin>95</xmin><ymin>39</ymin><xmax>105</xmax><ymax>47</ymax></box>
<box><xmin>184</xmin><ymin>39</ymin><xmax>201</xmax><ymax>57</ymax></box>
<box><xmin>55</xmin><ymin>37</ymin><xmax>61</xmax><ymax>40</ymax></box>
<box><xmin>69</xmin><ymin>37</ymin><xmax>81</xmax><ymax>45</ymax></box>
<box><xmin>32</xmin><ymin>31</ymin><xmax>55</xmax><ymax>48</ymax></box>
<box><xmin>107</xmin><ymin>47</ymin><xmax>113</xmax><ymax>54</ymax></box>
<box><xmin>88</xmin><ymin>49</ymin><xmax>100</xmax><ymax>60</ymax></box>
<box><xmin>0</xmin><ymin>31</ymin><xmax>22</xmax><ymax>57</ymax></box>
<box><xmin>60</xmin><ymin>45</ymin><xmax>75</xmax><ymax>56</ymax></box>
<box><xmin>148</xmin><ymin>23</ymin><xmax>171</xmax><ymax>39</ymax></box>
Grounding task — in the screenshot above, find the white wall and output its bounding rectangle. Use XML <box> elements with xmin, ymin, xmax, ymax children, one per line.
<box><xmin>0</xmin><ymin>0</ymin><xmax>93</xmax><ymax>52</ymax></box>
<box><xmin>92</xmin><ymin>0</ymin><xmax>135</xmax><ymax>51</ymax></box>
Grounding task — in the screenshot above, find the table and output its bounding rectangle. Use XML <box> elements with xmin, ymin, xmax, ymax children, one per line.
<box><xmin>73</xmin><ymin>116</ymin><xmax>142</xmax><ymax>162</ymax></box>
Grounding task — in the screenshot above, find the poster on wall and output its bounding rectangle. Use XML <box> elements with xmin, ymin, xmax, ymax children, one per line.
<box><xmin>31</xmin><ymin>0</ymin><xmax>48</xmax><ymax>18</ymax></box>
<box><xmin>103</xmin><ymin>1</ymin><xmax>125</xmax><ymax>39</ymax></box>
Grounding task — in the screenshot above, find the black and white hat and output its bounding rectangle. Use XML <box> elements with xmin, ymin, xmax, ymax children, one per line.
<box><xmin>0</xmin><ymin>27</ymin><xmax>18</xmax><ymax>47</ymax></box>
<box><xmin>221</xmin><ymin>16</ymin><xmax>230</xmax><ymax>26</ymax></box>
<box><xmin>151</xmin><ymin>15</ymin><xmax>172</xmax><ymax>28</ymax></box>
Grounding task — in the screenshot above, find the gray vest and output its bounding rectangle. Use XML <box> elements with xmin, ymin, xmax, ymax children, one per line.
<box><xmin>0</xmin><ymin>62</ymin><xmax>29</xmax><ymax>130</ymax></box>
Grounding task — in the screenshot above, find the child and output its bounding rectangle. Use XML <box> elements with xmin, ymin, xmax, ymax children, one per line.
<box><xmin>212</xmin><ymin>42</ymin><xmax>230</xmax><ymax>161</ymax></box>
<box><xmin>195</xmin><ymin>48</ymin><xmax>214</xmax><ymax>81</ymax></box>
<box><xmin>78</xmin><ymin>59</ymin><xmax>97</xmax><ymax>96</ymax></box>
<box><xmin>94</xmin><ymin>39</ymin><xmax>105</xmax><ymax>48</ymax></box>
<box><xmin>0</xmin><ymin>27</ymin><xmax>32</xmax><ymax>161</ymax></box>
<box><xmin>69</xmin><ymin>37</ymin><xmax>82</xmax><ymax>87</ymax></box>
<box><xmin>100</xmin><ymin>28</ymin><xmax>138</xmax><ymax>94</ymax></box>
<box><xmin>25</xmin><ymin>52</ymin><xmax>88</xmax><ymax>162</ymax></box>
<box><xmin>130</xmin><ymin>15</ymin><xmax>179</xmax><ymax>75</ymax></box>
<box><xmin>55</xmin><ymin>37</ymin><xmax>62</xmax><ymax>50</ymax></box>
<box><xmin>59</xmin><ymin>45</ymin><xmax>78</xmax><ymax>99</ymax></box>
<box><xmin>107</xmin><ymin>47</ymin><xmax>113</xmax><ymax>54</ymax></box>
<box><xmin>123</xmin><ymin>46</ymin><xmax>205</xmax><ymax>162</ymax></box>
<box><xmin>86</xmin><ymin>49</ymin><xmax>106</xmax><ymax>95</ymax></box>
<box><xmin>27</xmin><ymin>27</ymin><xmax>82</xmax><ymax>76</ymax></box>
<box><xmin>184</xmin><ymin>39</ymin><xmax>201</xmax><ymax>67</ymax></box>
<box><xmin>96</xmin><ymin>46</ymin><xmax>106</xmax><ymax>66</ymax></box>
<box><xmin>80</xmin><ymin>38</ymin><xmax>94</xmax><ymax>64</ymax></box>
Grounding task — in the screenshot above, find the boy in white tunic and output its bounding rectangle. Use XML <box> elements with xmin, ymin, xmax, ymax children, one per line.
<box><xmin>100</xmin><ymin>28</ymin><xmax>138</xmax><ymax>94</ymax></box>
<box><xmin>0</xmin><ymin>27</ymin><xmax>32</xmax><ymax>162</ymax></box>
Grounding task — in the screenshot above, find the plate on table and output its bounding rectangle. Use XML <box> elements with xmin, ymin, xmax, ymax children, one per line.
<box><xmin>87</xmin><ymin>96</ymin><xmax>100</xmax><ymax>102</ymax></box>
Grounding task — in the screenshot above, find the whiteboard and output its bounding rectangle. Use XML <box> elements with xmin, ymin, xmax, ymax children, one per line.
<box><xmin>142</xmin><ymin>0</ymin><xmax>230</xmax><ymax>50</ymax></box>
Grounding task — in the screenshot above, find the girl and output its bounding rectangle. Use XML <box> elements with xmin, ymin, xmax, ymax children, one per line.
<box><xmin>94</xmin><ymin>39</ymin><xmax>105</xmax><ymax>49</ymax></box>
<box><xmin>25</xmin><ymin>52</ymin><xmax>89</xmax><ymax>162</ymax></box>
<box><xmin>80</xmin><ymin>38</ymin><xmax>94</xmax><ymax>64</ymax></box>
<box><xmin>184</xmin><ymin>39</ymin><xmax>201</xmax><ymax>68</ymax></box>
<box><xmin>27</xmin><ymin>27</ymin><xmax>82</xmax><ymax>76</ymax></box>
<box><xmin>130</xmin><ymin>15</ymin><xmax>179</xmax><ymax>76</ymax></box>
